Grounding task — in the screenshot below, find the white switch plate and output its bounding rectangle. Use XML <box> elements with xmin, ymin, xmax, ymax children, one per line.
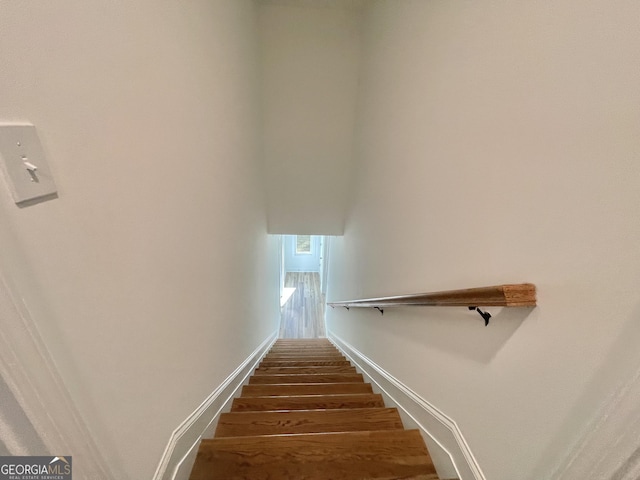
<box><xmin>0</xmin><ymin>124</ymin><xmax>57</xmax><ymax>205</ymax></box>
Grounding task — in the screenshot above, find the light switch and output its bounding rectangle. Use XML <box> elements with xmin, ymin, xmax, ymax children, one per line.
<box><xmin>0</xmin><ymin>125</ymin><xmax>57</xmax><ymax>205</ymax></box>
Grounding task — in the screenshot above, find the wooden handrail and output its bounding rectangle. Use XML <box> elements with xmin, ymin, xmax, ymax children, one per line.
<box><xmin>327</xmin><ymin>283</ymin><xmax>536</xmax><ymax>309</ymax></box>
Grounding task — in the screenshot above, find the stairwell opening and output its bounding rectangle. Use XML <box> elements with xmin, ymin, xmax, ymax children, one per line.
<box><xmin>277</xmin><ymin>234</ymin><xmax>331</xmax><ymax>339</ymax></box>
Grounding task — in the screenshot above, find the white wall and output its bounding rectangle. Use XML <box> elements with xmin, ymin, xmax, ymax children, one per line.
<box><xmin>0</xmin><ymin>1</ymin><xmax>279</xmax><ymax>479</ymax></box>
<box><xmin>327</xmin><ymin>1</ymin><xmax>640</xmax><ymax>479</ymax></box>
<box><xmin>258</xmin><ymin>1</ymin><xmax>361</xmax><ymax>235</ymax></box>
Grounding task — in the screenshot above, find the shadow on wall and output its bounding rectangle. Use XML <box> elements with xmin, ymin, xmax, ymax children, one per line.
<box><xmin>365</xmin><ymin>305</ymin><xmax>535</xmax><ymax>364</ymax></box>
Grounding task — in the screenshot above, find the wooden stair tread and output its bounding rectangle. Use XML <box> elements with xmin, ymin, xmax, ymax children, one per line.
<box><xmin>254</xmin><ymin>365</ymin><xmax>357</xmax><ymax>374</ymax></box>
<box><xmin>262</xmin><ymin>357</ymin><xmax>347</xmax><ymax>364</ymax></box>
<box><xmin>271</xmin><ymin>344</ymin><xmax>336</xmax><ymax>347</ymax></box>
<box><xmin>268</xmin><ymin>351</ymin><xmax>342</xmax><ymax>357</ymax></box>
<box><xmin>231</xmin><ymin>393</ymin><xmax>385</xmax><ymax>412</ymax></box>
<box><xmin>189</xmin><ymin>339</ymin><xmax>439</xmax><ymax>480</ymax></box>
<box><xmin>272</xmin><ymin>344</ymin><xmax>337</xmax><ymax>347</ymax></box>
<box><xmin>267</xmin><ymin>348</ymin><xmax>341</xmax><ymax>353</ymax></box>
<box><xmin>271</xmin><ymin>344</ymin><xmax>337</xmax><ymax>348</ymax></box>
<box><xmin>250</xmin><ymin>373</ymin><xmax>363</xmax><ymax>384</ymax></box>
<box><xmin>241</xmin><ymin>382</ymin><xmax>373</xmax><ymax>397</ymax></box>
<box><xmin>274</xmin><ymin>339</ymin><xmax>331</xmax><ymax>343</ymax></box>
<box><xmin>216</xmin><ymin>407</ymin><xmax>404</xmax><ymax>437</ymax></box>
<box><xmin>271</xmin><ymin>346</ymin><xmax>335</xmax><ymax>349</ymax></box>
<box><xmin>269</xmin><ymin>345</ymin><xmax>339</xmax><ymax>352</ymax></box>
<box><xmin>263</xmin><ymin>354</ymin><xmax>346</xmax><ymax>360</ymax></box>
<box><xmin>190</xmin><ymin>430</ymin><xmax>437</xmax><ymax>480</ymax></box>
<box><xmin>259</xmin><ymin>359</ymin><xmax>351</xmax><ymax>367</ymax></box>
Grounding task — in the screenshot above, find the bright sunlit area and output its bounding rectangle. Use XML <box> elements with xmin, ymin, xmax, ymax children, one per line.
<box><xmin>280</xmin><ymin>287</ymin><xmax>296</xmax><ymax>307</ymax></box>
<box><xmin>277</xmin><ymin>234</ymin><xmax>330</xmax><ymax>339</ymax></box>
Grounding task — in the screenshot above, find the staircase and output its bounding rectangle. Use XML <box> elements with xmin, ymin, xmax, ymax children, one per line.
<box><xmin>189</xmin><ymin>338</ymin><xmax>439</xmax><ymax>480</ymax></box>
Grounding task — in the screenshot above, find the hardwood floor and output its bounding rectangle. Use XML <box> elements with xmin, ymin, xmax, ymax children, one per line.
<box><xmin>279</xmin><ymin>272</ymin><xmax>326</xmax><ymax>338</ymax></box>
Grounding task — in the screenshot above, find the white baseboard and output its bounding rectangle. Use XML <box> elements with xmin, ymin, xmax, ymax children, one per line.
<box><xmin>329</xmin><ymin>333</ymin><xmax>486</xmax><ymax>480</ymax></box>
<box><xmin>152</xmin><ymin>332</ymin><xmax>277</xmax><ymax>480</ymax></box>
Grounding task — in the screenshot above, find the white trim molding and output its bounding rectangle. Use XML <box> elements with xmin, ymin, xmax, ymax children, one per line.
<box><xmin>0</xmin><ymin>270</ymin><xmax>115</xmax><ymax>479</ymax></box>
<box><xmin>153</xmin><ymin>332</ymin><xmax>277</xmax><ymax>480</ymax></box>
<box><xmin>329</xmin><ymin>332</ymin><xmax>486</xmax><ymax>480</ymax></box>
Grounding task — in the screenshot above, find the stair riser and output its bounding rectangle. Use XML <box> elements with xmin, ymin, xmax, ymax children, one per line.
<box><xmin>249</xmin><ymin>374</ymin><xmax>363</xmax><ymax>384</ymax></box>
<box><xmin>241</xmin><ymin>383</ymin><xmax>373</xmax><ymax>397</ymax></box>
<box><xmin>254</xmin><ymin>366</ymin><xmax>357</xmax><ymax>375</ymax></box>
<box><xmin>271</xmin><ymin>346</ymin><xmax>333</xmax><ymax>350</ymax></box>
<box><xmin>266</xmin><ymin>355</ymin><xmax>344</xmax><ymax>360</ymax></box>
<box><xmin>274</xmin><ymin>340</ymin><xmax>331</xmax><ymax>343</ymax></box>
<box><xmin>259</xmin><ymin>360</ymin><xmax>351</xmax><ymax>367</ymax></box>
<box><xmin>231</xmin><ymin>394</ymin><xmax>385</xmax><ymax>412</ymax></box>
<box><xmin>268</xmin><ymin>352</ymin><xmax>340</xmax><ymax>357</ymax></box>
<box><xmin>263</xmin><ymin>356</ymin><xmax>346</xmax><ymax>362</ymax></box>
<box><xmin>265</xmin><ymin>351</ymin><xmax>343</xmax><ymax>356</ymax></box>
<box><xmin>270</xmin><ymin>345</ymin><xmax>337</xmax><ymax>348</ymax></box>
